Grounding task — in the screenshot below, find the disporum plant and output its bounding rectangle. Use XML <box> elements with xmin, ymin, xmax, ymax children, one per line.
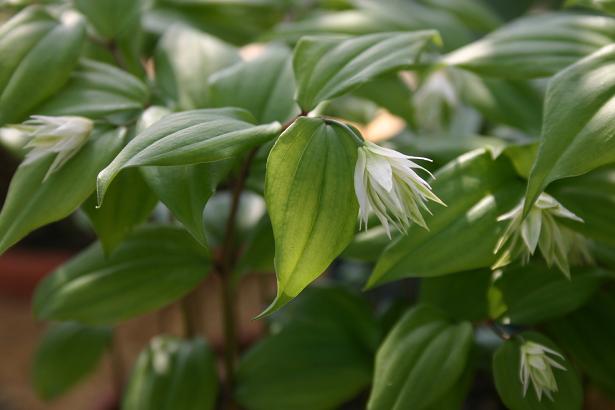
<box><xmin>0</xmin><ymin>0</ymin><xmax>614</xmax><ymax>409</ymax></box>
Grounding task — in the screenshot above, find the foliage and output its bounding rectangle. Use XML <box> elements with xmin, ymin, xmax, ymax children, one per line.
<box><xmin>0</xmin><ymin>0</ymin><xmax>614</xmax><ymax>409</ymax></box>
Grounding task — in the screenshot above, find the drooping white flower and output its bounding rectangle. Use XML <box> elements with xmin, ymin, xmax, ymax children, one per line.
<box><xmin>519</xmin><ymin>341</ymin><xmax>566</xmax><ymax>401</ymax></box>
<box><xmin>493</xmin><ymin>193</ymin><xmax>587</xmax><ymax>277</ymax></box>
<box><xmin>354</xmin><ymin>141</ymin><xmax>445</xmax><ymax>238</ymax></box>
<box><xmin>17</xmin><ymin>115</ymin><xmax>93</xmax><ymax>179</ymax></box>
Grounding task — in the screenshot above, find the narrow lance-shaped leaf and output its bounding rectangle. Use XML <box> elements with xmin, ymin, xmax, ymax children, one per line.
<box><xmin>0</xmin><ymin>7</ymin><xmax>86</xmax><ymax>124</ymax></box>
<box><xmin>32</xmin><ymin>322</ymin><xmax>111</xmax><ymax>400</ymax></box>
<box><xmin>123</xmin><ymin>336</ymin><xmax>218</xmax><ymax>410</ymax></box>
<box><xmin>33</xmin><ymin>225</ymin><xmax>210</xmax><ymax>325</ymax></box>
<box><xmin>293</xmin><ymin>30</ymin><xmax>441</xmax><ymax>111</ymax></box>
<box><xmin>0</xmin><ymin>127</ymin><xmax>125</xmax><ymax>256</ymax></box>
<box><xmin>209</xmin><ymin>45</ymin><xmax>299</xmax><ymax>124</ymax></box>
<box><xmin>444</xmin><ymin>13</ymin><xmax>615</xmax><ymax>79</ymax></box>
<box><xmin>368</xmin><ymin>305</ymin><xmax>473</xmax><ymax>410</ymax></box>
<box><xmin>261</xmin><ymin>117</ymin><xmax>358</xmax><ymax>315</ymax></box>
<box><xmin>96</xmin><ymin>108</ymin><xmax>281</xmax><ymax>205</ymax></box>
<box><xmin>525</xmin><ymin>44</ymin><xmax>615</xmax><ymax>213</ymax></box>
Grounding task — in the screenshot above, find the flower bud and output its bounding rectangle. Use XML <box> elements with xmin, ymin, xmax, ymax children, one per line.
<box><xmin>519</xmin><ymin>341</ymin><xmax>566</xmax><ymax>401</ymax></box>
<box><xmin>493</xmin><ymin>193</ymin><xmax>587</xmax><ymax>277</ymax></box>
<box><xmin>354</xmin><ymin>141</ymin><xmax>445</xmax><ymax>238</ymax></box>
<box><xmin>17</xmin><ymin>115</ymin><xmax>93</xmax><ymax>179</ymax></box>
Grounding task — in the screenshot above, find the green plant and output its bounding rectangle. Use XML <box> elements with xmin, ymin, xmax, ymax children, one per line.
<box><xmin>0</xmin><ymin>0</ymin><xmax>614</xmax><ymax>409</ymax></box>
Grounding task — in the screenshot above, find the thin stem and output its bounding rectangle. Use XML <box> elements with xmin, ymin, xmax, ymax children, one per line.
<box><xmin>217</xmin><ymin>147</ymin><xmax>259</xmax><ymax>409</ymax></box>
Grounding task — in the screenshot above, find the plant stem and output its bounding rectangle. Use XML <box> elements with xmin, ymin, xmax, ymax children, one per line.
<box><xmin>218</xmin><ymin>147</ymin><xmax>259</xmax><ymax>409</ymax></box>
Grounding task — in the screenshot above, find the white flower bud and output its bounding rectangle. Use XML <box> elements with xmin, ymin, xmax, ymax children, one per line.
<box><xmin>493</xmin><ymin>193</ymin><xmax>587</xmax><ymax>277</ymax></box>
<box><xmin>17</xmin><ymin>115</ymin><xmax>93</xmax><ymax>179</ymax></box>
<box><xmin>519</xmin><ymin>341</ymin><xmax>566</xmax><ymax>401</ymax></box>
<box><xmin>353</xmin><ymin>141</ymin><xmax>445</xmax><ymax>238</ymax></box>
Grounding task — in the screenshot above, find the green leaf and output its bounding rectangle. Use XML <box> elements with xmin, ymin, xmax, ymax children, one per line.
<box><xmin>458</xmin><ymin>71</ymin><xmax>543</xmax><ymax>135</ymax></box>
<box><xmin>37</xmin><ymin>59</ymin><xmax>149</xmax><ymax>124</ymax></box>
<box><xmin>491</xmin><ymin>263</ymin><xmax>605</xmax><ymax>325</ymax></box>
<box><xmin>209</xmin><ymin>45</ymin><xmax>299</xmax><ymax>123</ymax></box>
<box><xmin>368</xmin><ymin>149</ymin><xmax>524</xmax><ymax>287</ymax></box>
<box><xmin>236</xmin><ymin>286</ymin><xmax>378</xmax><ymax>410</ymax></box>
<box><xmin>33</xmin><ymin>225</ymin><xmax>209</xmax><ymax>325</ymax></box>
<box><xmin>546</xmin><ymin>292</ymin><xmax>615</xmax><ymax>395</ymax></box>
<box><xmin>549</xmin><ymin>165</ymin><xmax>615</xmax><ymax>246</ymax></box>
<box><xmin>493</xmin><ymin>332</ymin><xmax>583</xmax><ymax>410</ymax></box>
<box><xmin>83</xmin><ymin>169</ymin><xmax>158</xmax><ymax>253</ymax></box>
<box><xmin>293</xmin><ymin>30</ymin><xmax>441</xmax><ymax>111</ymax></box>
<box><xmin>444</xmin><ymin>13</ymin><xmax>615</xmax><ymax>79</ymax></box>
<box><xmin>32</xmin><ymin>322</ymin><xmax>111</xmax><ymax>400</ymax></box>
<box><xmin>155</xmin><ymin>25</ymin><xmax>240</xmax><ymax>109</ymax></box>
<box><xmin>0</xmin><ymin>6</ymin><xmax>86</xmax><ymax>124</ymax></box>
<box><xmin>352</xmin><ymin>73</ymin><xmax>415</xmax><ymax>125</ymax></box>
<box><xmin>420</xmin><ymin>0</ymin><xmax>501</xmax><ymax>32</ymax></box>
<box><xmin>343</xmin><ymin>225</ymin><xmax>391</xmax><ymax>263</ymax></box>
<box><xmin>262</xmin><ymin>117</ymin><xmax>358</xmax><ymax>315</ymax></box>
<box><xmin>368</xmin><ymin>305</ymin><xmax>473</xmax><ymax>410</ymax></box>
<box><xmin>566</xmin><ymin>0</ymin><xmax>615</xmax><ymax>14</ymax></box>
<box><xmin>0</xmin><ymin>127</ymin><xmax>125</xmax><ymax>256</ymax></box>
<box><xmin>123</xmin><ymin>336</ymin><xmax>218</xmax><ymax>410</ymax></box>
<box><xmin>96</xmin><ymin>108</ymin><xmax>281</xmax><ymax>205</ymax></box>
<box><xmin>419</xmin><ymin>269</ymin><xmax>492</xmax><ymax>322</ymax></box>
<box><xmin>272</xmin><ymin>0</ymin><xmax>471</xmax><ymax>51</ymax></box>
<box><xmin>74</xmin><ymin>0</ymin><xmax>140</xmax><ymax>39</ymax></box>
<box><xmin>525</xmin><ymin>45</ymin><xmax>615</xmax><ymax>212</ymax></box>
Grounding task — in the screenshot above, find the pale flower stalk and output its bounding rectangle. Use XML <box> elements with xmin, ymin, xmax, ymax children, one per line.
<box><xmin>16</xmin><ymin>115</ymin><xmax>94</xmax><ymax>180</ymax></box>
<box><xmin>354</xmin><ymin>141</ymin><xmax>445</xmax><ymax>238</ymax></box>
<box><xmin>493</xmin><ymin>193</ymin><xmax>589</xmax><ymax>277</ymax></box>
<box><xmin>519</xmin><ymin>340</ymin><xmax>566</xmax><ymax>401</ymax></box>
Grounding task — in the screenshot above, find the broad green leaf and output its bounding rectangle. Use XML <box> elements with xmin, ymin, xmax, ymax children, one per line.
<box><xmin>491</xmin><ymin>263</ymin><xmax>605</xmax><ymax>325</ymax></box>
<box><xmin>209</xmin><ymin>45</ymin><xmax>299</xmax><ymax>123</ymax></box>
<box><xmin>236</xmin><ymin>286</ymin><xmax>378</xmax><ymax>410</ymax></box>
<box><xmin>444</xmin><ymin>13</ymin><xmax>615</xmax><ymax>79</ymax></box>
<box><xmin>74</xmin><ymin>0</ymin><xmax>140</xmax><ymax>39</ymax></box>
<box><xmin>96</xmin><ymin>108</ymin><xmax>281</xmax><ymax>205</ymax></box>
<box><xmin>549</xmin><ymin>165</ymin><xmax>615</xmax><ymax>246</ymax></box>
<box><xmin>368</xmin><ymin>305</ymin><xmax>473</xmax><ymax>410</ymax></box>
<box><xmin>272</xmin><ymin>0</ymin><xmax>471</xmax><ymax>51</ymax></box>
<box><xmin>566</xmin><ymin>0</ymin><xmax>615</xmax><ymax>14</ymax></box>
<box><xmin>458</xmin><ymin>71</ymin><xmax>543</xmax><ymax>135</ymax></box>
<box><xmin>37</xmin><ymin>59</ymin><xmax>149</xmax><ymax>124</ymax></box>
<box><xmin>493</xmin><ymin>332</ymin><xmax>582</xmax><ymax>410</ymax></box>
<box><xmin>343</xmin><ymin>225</ymin><xmax>391</xmax><ymax>263</ymax></box>
<box><xmin>546</xmin><ymin>292</ymin><xmax>615</xmax><ymax>395</ymax></box>
<box><xmin>83</xmin><ymin>169</ymin><xmax>158</xmax><ymax>253</ymax></box>
<box><xmin>420</xmin><ymin>0</ymin><xmax>501</xmax><ymax>32</ymax></box>
<box><xmin>368</xmin><ymin>149</ymin><xmax>524</xmax><ymax>287</ymax></box>
<box><xmin>32</xmin><ymin>322</ymin><xmax>111</xmax><ymax>400</ymax></box>
<box><xmin>123</xmin><ymin>336</ymin><xmax>218</xmax><ymax>410</ymax></box>
<box><xmin>0</xmin><ymin>128</ymin><xmax>125</xmax><ymax>256</ymax></box>
<box><xmin>262</xmin><ymin>117</ymin><xmax>358</xmax><ymax>315</ymax></box>
<box><xmin>33</xmin><ymin>225</ymin><xmax>209</xmax><ymax>324</ymax></box>
<box><xmin>0</xmin><ymin>7</ymin><xmax>86</xmax><ymax>124</ymax></box>
<box><xmin>293</xmin><ymin>30</ymin><xmax>441</xmax><ymax>111</ymax></box>
<box><xmin>525</xmin><ymin>45</ymin><xmax>615</xmax><ymax>212</ymax></box>
<box><xmin>155</xmin><ymin>25</ymin><xmax>240</xmax><ymax>109</ymax></box>
<box><xmin>419</xmin><ymin>269</ymin><xmax>492</xmax><ymax>322</ymax></box>
<box><xmin>143</xmin><ymin>162</ymin><xmax>232</xmax><ymax>247</ymax></box>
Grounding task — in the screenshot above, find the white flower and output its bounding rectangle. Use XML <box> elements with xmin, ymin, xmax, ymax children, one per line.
<box><xmin>519</xmin><ymin>341</ymin><xmax>566</xmax><ymax>401</ymax></box>
<box><xmin>17</xmin><ymin>115</ymin><xmax>93</xmax><ymax>179</ymax></box>
<box><xmin>493</xmin><ymin>193</ymin><xmax>587</xmax><ymax>277</ymax></box>
<box><xmin>354</xmin><ymin>141</ymin><xmax>445</xmax><ymax>238</ymax></box>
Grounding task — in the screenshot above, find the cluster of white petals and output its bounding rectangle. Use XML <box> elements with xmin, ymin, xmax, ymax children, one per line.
<box><xmin>493</xmin><ymin>193</ymin><xmax>590</xmax><ymax>276</ymax></box>
<box><xmin>17</xmin><ymin>115</ymin><xmax>93</xmax><ymax>179</ymax></box>
<box><xmin>353</xmin><ymin>141</ymin><xmax>444</xmax><ymax>238</ymax></box>
<box><xmin>519</xmin><ymin>341</ymin><xmax>566</xmax><ymax>401</ymax></box>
